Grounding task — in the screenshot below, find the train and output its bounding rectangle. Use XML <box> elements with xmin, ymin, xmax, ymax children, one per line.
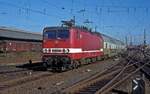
<box><xmin>42</xmin><ymin>21</ymin><xmax>125</xmax><ymax>71</ymax></box>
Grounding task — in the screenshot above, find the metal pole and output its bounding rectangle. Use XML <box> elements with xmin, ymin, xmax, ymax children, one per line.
<box><xmin>144</xmin><ymin>29</ymin><xmax>146</xmax><ymax>46</ymax></box>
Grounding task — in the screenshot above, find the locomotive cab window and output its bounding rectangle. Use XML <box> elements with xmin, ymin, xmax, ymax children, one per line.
<box><xmin>44</xmin><ymin>30</ymin><xmax>69</xmax><ymax>39</ymax></box>
<box><xmin>57</xmin><ymin>30</ymin><xmax>69</xmax><ymax>39</ymax></box>
<box><xmin>44</xmin><ymin>31</ymin><xmax>56</xmax><ymax>39</ymax></box>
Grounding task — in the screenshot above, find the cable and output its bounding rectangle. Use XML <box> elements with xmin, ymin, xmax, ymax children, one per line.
<box><xmin>0</xmin><ymin>1</ymin><xmax>65</xmax><ymax>19</ymax></box>
<box><xmin>40</xmin><ymin>0</ymin><xmax>70</xmax><ymax>14</ymax></box>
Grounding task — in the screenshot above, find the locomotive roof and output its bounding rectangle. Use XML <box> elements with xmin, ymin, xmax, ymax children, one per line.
<box><xmin>44</xmin><ymin>26</ymin><xmax>99</xmax><ymax>35</ymax></box>
<box><xmin>44</xmin><ymin>26</ymin><xmax>124</xmax><ymax>45</ymax></box>
<box><xmin>0</xmin><ymin>26</ymin><xmax>42</xmax><ymax>41</ymax></box>
<box><xmin>44</xmin><ymin>26</ymin><xmax>91</xmax><ymax>31</ymax></box>
<box><xmin>44</xmin><ymin>27</ymin><xmax>69</xmax><ymax>31</ymax></box>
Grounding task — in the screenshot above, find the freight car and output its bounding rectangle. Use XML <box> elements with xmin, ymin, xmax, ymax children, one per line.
<box><xmin>0</xmin><ymin>27</ymin><xmax>42</xmax><ymax>53</ymax></box>
<box><xmin>42</xmin><ymin>22</ymin><xmax>125</xmax><ymax>71</ymax></box>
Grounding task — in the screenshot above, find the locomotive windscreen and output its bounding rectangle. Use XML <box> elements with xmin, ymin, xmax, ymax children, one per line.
<box><xmin>44</xmin><ymin>30</ymin><xmax>69</xmax><ymax>39</ymax></box>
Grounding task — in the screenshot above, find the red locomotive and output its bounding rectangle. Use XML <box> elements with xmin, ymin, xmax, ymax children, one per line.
<box><xmin>42</xmin><ymin>21</ymin><xmax>104</xmax><ymax>70</ymax></box>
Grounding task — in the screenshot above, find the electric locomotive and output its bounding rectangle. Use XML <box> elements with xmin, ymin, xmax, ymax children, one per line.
<box><xmin>42</xmin><ymin>20</ymin><xmax>104</xmax><ymax>71</ymax></box>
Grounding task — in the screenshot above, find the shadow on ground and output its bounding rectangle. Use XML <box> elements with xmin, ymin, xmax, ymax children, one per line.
<box><xmin>16</xmin><ymin>62</ymin><xmax>48</xmax><ymax>71</ymax></box>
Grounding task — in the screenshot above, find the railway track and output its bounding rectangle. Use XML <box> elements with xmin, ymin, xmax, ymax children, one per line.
<box><xmin>0</xmin><ymin>58</ymin><xmax>116</xmax><ymax>92</ymax></box>
<box><xmin>62</xmin><ymin>61</ymin><xmax>125</xmax><ymax>93</ymax></box>
<box><xmin>0</xmin><ymin>63</ymin><xmax>54</xmax><ymax>91</ymax></box>
<box><xmin>0</xmin><ymin>71</ymin><xmax>54</xmax><ymax>91</ymax></box>
<box><xmin>0</xmin><ymin>67</ymin><xmax>47</xmax><ymax>75</ymax></box>
<box><xmin>0</xmin><ymin>59</ymin><xmax>118</xmax><ymax>94</ymax></box>
<box><xmin>0</xmin><ymin>62</ymin><xmax>47</xmax><ymax>75</ymax></box>
<box><xmin>63</xmin><ymin>59</ymin><xmax>149</xmax><ymax>94</ymax></box>
<box><xmin>0</xmin><ymin>68</ymin><xmax>31</xmax><ymax>75</ymax></box>
<box><xmin>1</xmin><ymin>46</ymin><xmax>149</xmax><ymax>93</ymax></box>
<box><xmin>95</xmin><ymin>62</ymin><xmax>148</xmax><ymax>94</ymax></box>
<box><xmin>63</xmin><ymin>46</ymin><xmax>150</xmax><ymax>94</ymax></box>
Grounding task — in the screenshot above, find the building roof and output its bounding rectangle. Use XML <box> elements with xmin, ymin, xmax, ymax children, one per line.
<box><xmin>0</xmin><ymin>26</ymin><xmax>42</xmax><ymax>41</ymax></box>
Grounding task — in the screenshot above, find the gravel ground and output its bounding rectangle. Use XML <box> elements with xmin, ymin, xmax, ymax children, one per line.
<box><xmin>112</xmin><ymin>76</ymin><xmax>134</xmax><ymax>94</ymax></box>
<box><xmin>0</xmin><ymin>52</ymin><xmax>41</xmax><ymax>64</ymax></box>
<box><xmin>145</xmin><ymin>77</ymin><xmax>150</xmax><ymax>94</ymax></box>
<box><xmin>110</xmin><ymin>72</ymin><xmax>150</xmax><ymax>94</ymax></box>
<box><xmin>0</xmin><ymin>70</ymin><xmax>49</xmax><ymax>83</ymax></box>
<box><xmin>0</xmin><ymin>63</ymin><xmax>47</xmax><ymax>83</ymax></box>
<box><xmin>0</xmin><ymin>65</ymin><xmax>19</xmax><ymax>72</ymax></box>
<box><xmin>0</xmin><ymin>59</ymin><xmax>119</xmax><ymax>94</ymax></box>
<box><xmin>0</xmin><ymin>66</ymin><xmax>29</xmax><ymax>82</ymax></box>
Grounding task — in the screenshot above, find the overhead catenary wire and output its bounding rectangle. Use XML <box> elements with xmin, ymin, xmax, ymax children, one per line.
<box><xmin>0</xmin><ymin>0</ymin><xmax>150</xmax><ymax>45</ymax></box>
<box><xmin>40</xmin><ymin>0</ymin><xmax>70</xmax><ymax>15</ymax></box>
<box><xmin>0</xmin><ymin>1</ymin><xmax>47</xmax><ymax>31</ymax></box>
<box><xmin>0</xmin><ymin>1</ymin><xmax>65</xmax><ymax>19</ymax></box>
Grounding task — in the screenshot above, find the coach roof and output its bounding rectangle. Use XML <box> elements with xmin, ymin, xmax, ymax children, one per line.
<box><xmin>101</xmin><ymin>34</ymin><xmax>124</xmax><ymax>45</ymax></box>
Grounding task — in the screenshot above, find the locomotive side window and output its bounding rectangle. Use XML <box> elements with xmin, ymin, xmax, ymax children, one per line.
<box><xmin>57</xmin><ymin>30</ymin><xmax>69</xmax><ymax>39</ymax></box>
<box><xmin>44</xmin><ymin>31</ymin><xmax>56</xmax><ymax>39</ymax></box>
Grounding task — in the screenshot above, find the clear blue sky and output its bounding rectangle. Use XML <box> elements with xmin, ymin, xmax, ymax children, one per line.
<box><xmin>0</xmin><ymin>0</ymin><xmax>150</xmax><ymax>44</ymax></box>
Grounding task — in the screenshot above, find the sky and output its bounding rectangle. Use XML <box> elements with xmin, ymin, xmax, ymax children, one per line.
<box><xmin>0</xmin><ymin>0</ymin><xmax>150</xmax><ymax>44</ymax></box>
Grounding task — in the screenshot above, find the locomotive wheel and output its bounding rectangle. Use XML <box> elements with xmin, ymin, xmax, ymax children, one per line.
<box><xmin>75</xmin><ymin>63</ymin><xmax>78</xmax><ymax>68</ymax></box>
<box><xmin>78</xmin><ymin>61</ymin><xmax>82</xmax><ymax>67</ymax></box>
<box><xmin>88</xmin><ymin>58</ymin><xmax>92</xmax><ymax>64</ymax></box>
<box><xmin>68</xmin><ymin>64</ymin><xmax>73</xmax><ymax>70</ymax></box>
<box><xmin>97</xmin><ymin>56</ymin><xmax>102</xmax><ymax>61</ymax></box>
<box><xmin>72</xmin><ymin>63</ymin><xmax>78</xmax><ymax>69</ymax></box>
<box><xmin>43</xmin><ymin>62</ymin><xmax>48</xmax><ymax>68</ymax></box>
<box><xmin>68</xmin><ymin>61</ymin><xmax>74</xmax><ymax>70</ymax></box>
<box><xmin>92</xmin><ymin>57</ymin><xmax>96</xmax><ymax>62</ymax></box>
<box><xmin>72</xmin><ymin>63</ymin><xmax>76</xmax><ymax>69</ymax></box>
<box><xmin>69</xmin><ymin>60</ymin><xmax>79</xmax><ymax>70</ymax></box>
<box><xmin>61</xmin><ymin>66</ymin><xmax>67</xmax><ymax>72</ymax></box>
<box><xmin>75</xmin><ymin>60</ymin><xmax>80</xmax><ymax>68</ymax></box>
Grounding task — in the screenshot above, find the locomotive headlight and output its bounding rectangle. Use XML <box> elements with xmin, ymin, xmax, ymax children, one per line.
<box><xmin>100</xmin><ymin>48</ymin><xmax>103</xmax><ymax>52</ymax></box>
<box><xmin>43</xmin><ymin>48</ymin><xmax>49</xmax><ymax>53</ymax></box>
<box><xmin>46</xmin><ymin>48</ymin><xmax>50</xmax><ymax>53</ymax></box>
<box><xmin>43</xmin><ymin>48</ymin><xmax>46</xmax><ymax>53</ymax></box>
<box><xmin>63</xmin><ymin>48</ymin><xmax>70</xmax><ymax>53</ymax></box>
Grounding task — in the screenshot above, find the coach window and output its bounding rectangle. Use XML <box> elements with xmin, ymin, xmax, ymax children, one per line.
<box><xmin>105</xmin><ymin>43</ymin><xmax>107</xmax><ymax>48</ymax></box>
<box><xmin>109</xmin><ymin>45</ymin><xmax>111</xmax><ymax>49</ymax></box>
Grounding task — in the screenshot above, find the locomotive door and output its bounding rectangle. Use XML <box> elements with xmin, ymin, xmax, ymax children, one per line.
<box><xmin>77</xmin><ymin>30</ymin><xmax>82</xmax><ymax>48</ymax></box>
